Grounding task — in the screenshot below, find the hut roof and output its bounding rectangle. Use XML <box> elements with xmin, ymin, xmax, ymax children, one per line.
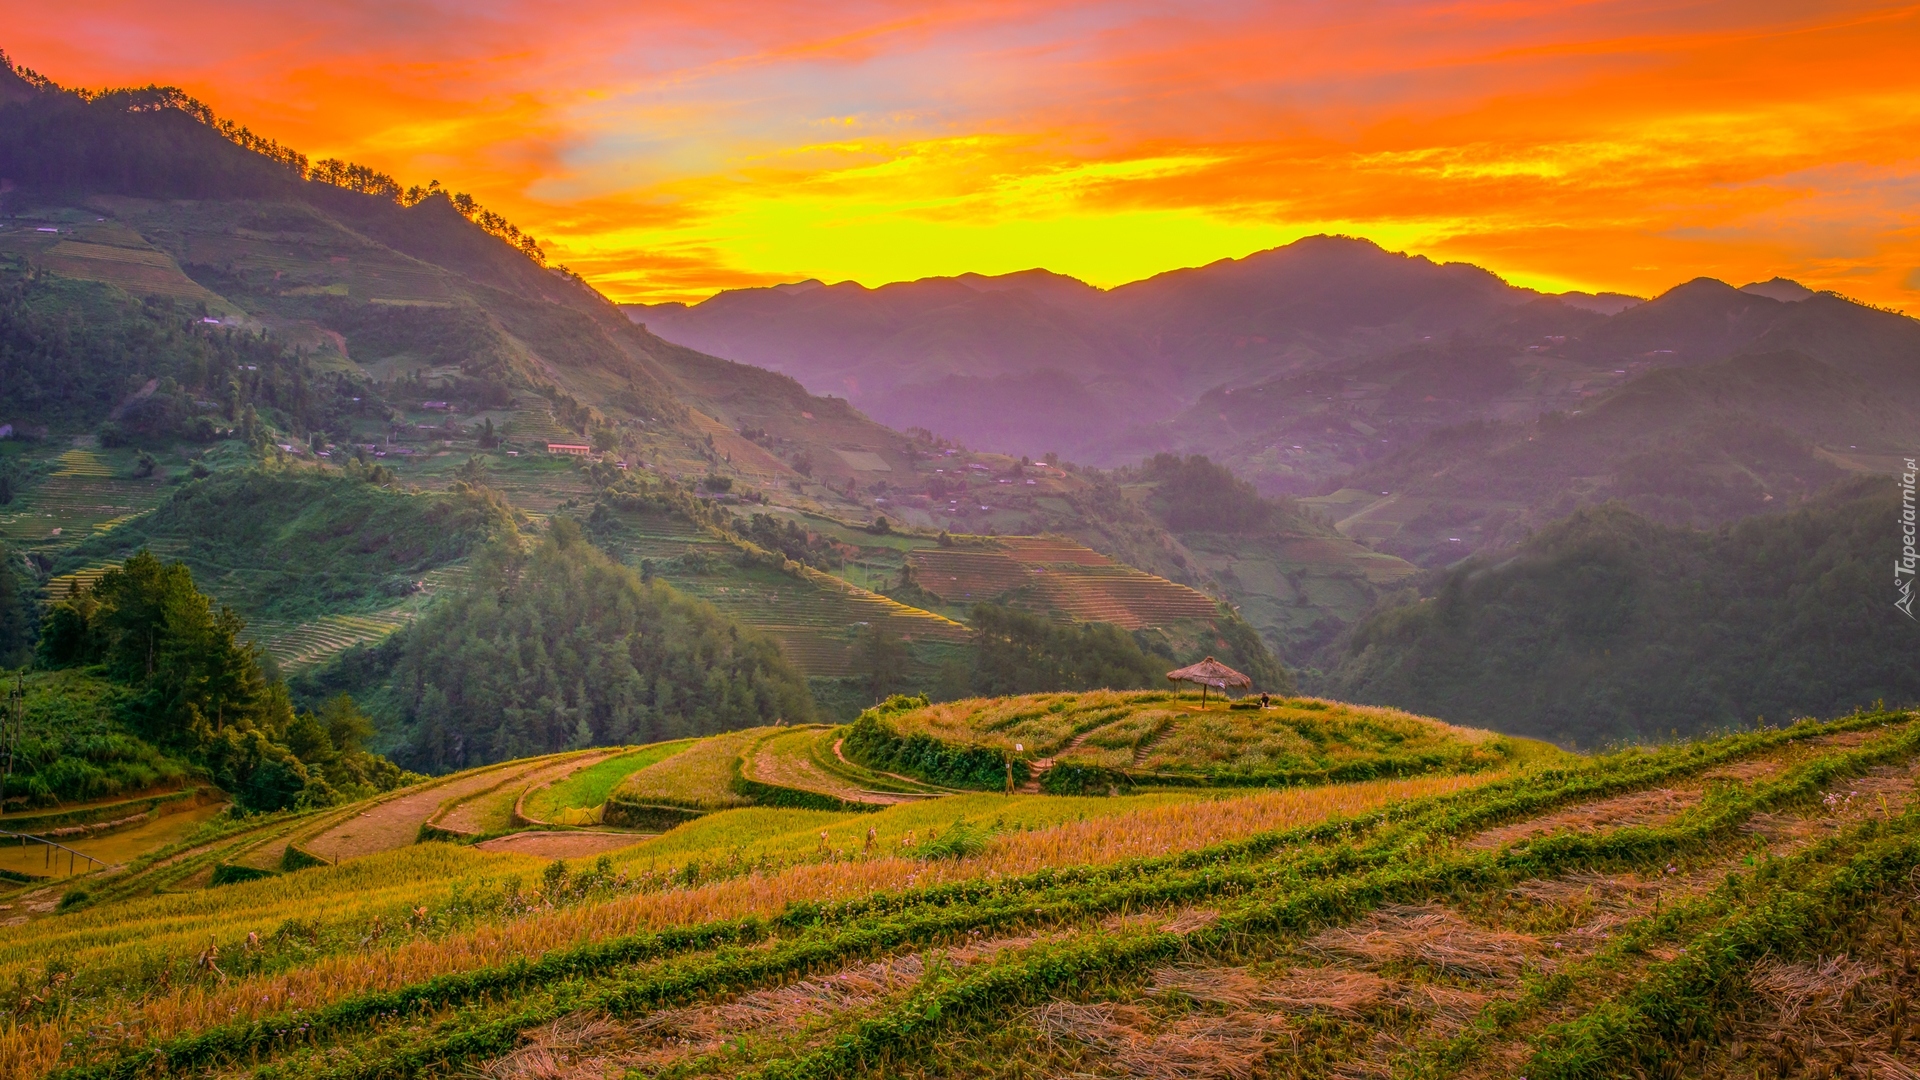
<box><xmin>1166</xmin><ymin>656</ymin><xmax>1251</xmax><ymax>690</ymax></box>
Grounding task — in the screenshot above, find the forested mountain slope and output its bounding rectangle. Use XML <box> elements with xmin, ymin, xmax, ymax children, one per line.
<box><xmin>1328</xmin><ymin>478</ymin><xmax>1916</xmax><ymax>744</ymax></box>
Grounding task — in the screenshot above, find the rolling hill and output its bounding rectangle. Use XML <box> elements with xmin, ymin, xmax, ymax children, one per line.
<box><xmin>627</xmin><ymin>234</ymin><xmax>1918</xmax><ymax>588</ymax></box>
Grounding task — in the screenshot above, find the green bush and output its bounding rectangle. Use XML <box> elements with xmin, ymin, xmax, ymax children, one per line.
<box><xmin>915</xmin><ymin>820</ymin><xmax>992</xmax><ymax>860</ymax></box>
<box><xmin>841</xmin><ymin>704</ymin><xmax>1025</xmax><ymax>791</ymax></box>
<box><xmin>209</xmin><ymin>863</ymin><xmax>279</xmax><ymax>886</ymax></box>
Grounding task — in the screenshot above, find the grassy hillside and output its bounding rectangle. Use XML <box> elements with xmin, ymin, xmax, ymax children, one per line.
<box><xmin>1330</xmin><ymin>479</ymin><xmax>1918</xmax><ymax>745</ymax></box>
<box><xmin>0</xmin><ymin>59</ymin><xmax>1409</xmax><ymax>697</ymax></box>
<box><xmin>0</xmin><ymin>668</ymin><xmax>193</xmax><ymax>809</ymax></box>
<box><xmin>4</xmin><ymin>705</ymin><xmax>1913</xmax><ymax>1080</ymax></box>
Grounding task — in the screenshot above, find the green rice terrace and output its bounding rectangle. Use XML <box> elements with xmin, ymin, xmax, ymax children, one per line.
<box><xmin>0</xmin><ymin>446</ymin><xmax>170</xmax><ymax>552</ymax></box>
<box><xmin>3</xmin><ymin>704</ymin><xmax>1917</xmax><ymax>1080</ymax></box>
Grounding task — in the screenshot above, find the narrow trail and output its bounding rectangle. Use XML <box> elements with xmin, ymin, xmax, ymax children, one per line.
<box><xmin>832</xmin><ymin>738</ymin><xmax>948</xmax><ymax>799</ymax></box>
<box><xmin>1022</xmin><ymin>730</ymin><xmax>1096</xmax><ymax>794</ymax></box>
<box><xmin>1131</xmin><ymin>718</ymin><xmax>1179</xmax><ymax>768</ymax></box>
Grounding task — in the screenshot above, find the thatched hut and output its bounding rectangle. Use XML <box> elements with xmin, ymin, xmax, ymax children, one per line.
<box><xmin>1166</xmin><ymin>656</ymin><xmax>1252</xmax><ymax>704</ymax></box>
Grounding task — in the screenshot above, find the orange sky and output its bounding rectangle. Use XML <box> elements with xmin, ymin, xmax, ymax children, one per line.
<box><xmin>5</xmin><ymin>1</ymin><xmax>1919</xmax><ymax>306</ymax></box>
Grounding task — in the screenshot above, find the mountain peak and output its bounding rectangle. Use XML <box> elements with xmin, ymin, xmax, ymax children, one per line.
<box><xmin>1556</xmin><ymin>291</ymin><xmax>1644</xmax><ymax>315</ymax></box>
<box><xmin>1739</xmin><ymin>277</ymin><xmax>1816</xmax><ymax>303</ymax></box>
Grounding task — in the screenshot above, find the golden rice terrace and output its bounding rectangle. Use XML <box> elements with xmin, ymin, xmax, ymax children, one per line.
<box><xmin>3</xmin><ymin>707</ymin><xmax>1917</xmax><ymax>1080</ymax></box>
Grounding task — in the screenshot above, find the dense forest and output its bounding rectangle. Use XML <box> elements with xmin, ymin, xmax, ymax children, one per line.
<box><xmin>1134</xmin><ymin>452</ymin><xmax>1280</xmax><ymax>531</ymax></box>
<box><xmin>25</xmin><ymin>551</ymin><xmax>413</xmax><ymax>810</ymax></box>
<box><xmin>356</xmin><ymin>519</ymin><xmax>814</xmax><ymax>772</ymax></box>
<box><xmin>965</xmin><ymin>603</ymin><xmax>1169</xmax><ymax>695</ymax></box>
<box><xmin>1330</xmin><ymin>478</ymin><xmax>1915</xmax><ymax>745</ymax></box>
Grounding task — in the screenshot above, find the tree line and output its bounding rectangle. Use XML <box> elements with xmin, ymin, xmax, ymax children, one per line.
<box><xmin>0</xmin><ymin>52</ymin><xmax>545</xmax><ymax>266</ymax></box>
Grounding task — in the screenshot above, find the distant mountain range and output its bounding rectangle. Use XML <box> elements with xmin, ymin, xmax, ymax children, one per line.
<box><xmin>626</xmin><ymin>237</ymin><xmax>1652</xmax><ymax>465</ymax></box>
<box><xmin>630</xmin><ymin>240</ymin><xmax>1919</xmax><ymax>568</ymax></box>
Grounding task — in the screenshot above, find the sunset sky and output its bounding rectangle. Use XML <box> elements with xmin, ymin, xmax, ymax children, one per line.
<box><xmin>5</xmin><ymin>1</ymin><xmax>1919</xmax><ymax>306</ymax></box>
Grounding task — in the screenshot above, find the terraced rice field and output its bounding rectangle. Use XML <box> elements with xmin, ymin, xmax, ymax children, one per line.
<box><xmin>505</xmin><ymin>405</ymin><xmax>581</xmax><ymax>447</ymax></box>
<box><xmin>302</xmin><ymin>753</ymin><xmax>599</xmax><ymax>863</ymax></box>
<box><xmin>7</xmin><ymin>710</ymin><xmax>1913</xmax><ymax>1080</ymax></box>
<box><xmin>519</xmin><ymin>743</ymin><xmax>695</xmax><ymax>827</ymax></box>
<box><xmin>235</xmin><ymin>563</ymin><xmax>466</xmax><ymax>669</ymax></box>
<box><xmin>607</xmin><ymin>729</ymin><xmax>768</xmax><ymax>815</ymax></box>
<box><xmin>90</xmin><ymin>511</ymin><xmax>150</xmax><ymax>534</ymax></box>
<box><xmin>480</xmin><ymin>462</ymin><xmax>594</xmax><ymax>516</ymax></box>
<box><xmin>351</xmin><ymin>258</ymin><xmax>454</xmax><ymax>303</ymax></box>
<box><xmin>599</xmin><ymin>509</ymin><xmax>967</xmax><ymax>677</ymax></box>
<box><xmin>1033</xmin><ymin>563</ymin><xmax>1220</xmax><ymax>627</ymax></box>
<box><xmin>49</xmin><ymin>450</ymin><xmax>113</xmax><ymax>478</ymax></box>
<box><xmin>241</xmin><ymin>610</ymin><xmax>417</xmax><ymax>669</ymax></box>
<box><xmin>45</xmin><ymin>554</ymin><xmax>460</xmax><ymax>672</ymax></box>
<box><xmin>36</xmin><ymin>240</ymin><xmax>222</xmax><ymax>302</ymax></box>
<box><xmin>682</xmin><ymin>569</ymin><xmax>969</xmax><ymax>677</ymax></box>
<box><xmin>594</xmin><ymin>507</ymin><xmax>734</xmax><ymax>561</ymax></box>
<box><xmin>0</xmin><ymin>801</ymin><xmax>225</xmax><ymax>883</ymax></box>
<box><xmin>910</xmin><ymin>536</ymin><xmax>1218</xmax><ymax>630</ymax></box>
<box><xmin>0</xmin><ymin>456</ymin><xmax>168</xmax><ymax>550</ymax></box>
<box><xmin>0</xmin><ymin>218</ymin><xmax>230</xmax><ymax>306</ymax></box>
<box><xmin>175</xmin><ymin>232</ymin><xmax>345</xmax><ymax>279</ymax></box>
<box><xmin>43</xmin><ymin>562</ymin><xmax>118</xmax><ymax>599</ymax></box>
